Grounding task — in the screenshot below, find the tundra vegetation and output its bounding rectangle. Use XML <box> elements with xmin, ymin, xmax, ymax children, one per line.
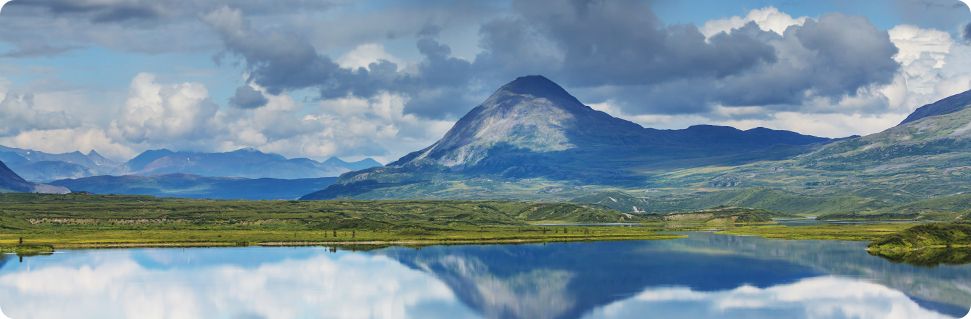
<box><xmin>2</xmin><ymin>193</ymin><xmax>968</xmax><ymax>266</ymax></box>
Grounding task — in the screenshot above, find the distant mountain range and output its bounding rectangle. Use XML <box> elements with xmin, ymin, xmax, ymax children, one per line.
<box><xmin>0</xmin><ymin>160</ymin><xmax>69</xmax><ymax>194</ymax></box>
<box><xmin>121</xmin><ymin>148</ymin><xmax>381</xmax><ymax>179</ymax></box>
<box><xmin>51</xmin><ymin>174</ymin><xmax>336</xmax><ymax>200</ymax></box>
<box><xmin>0</xmin><ymin>146</ymin><xmax>117</xmax><ymax>182</ymax></box>
<box><xmin>303</xmin><ymin>76</ymin><xmax>831</xmax><ymax>199</ymax></box>
<box><xmin>0</xmin><ymin>146</ymin><xmax>381</xmax><ymax>182</ymax></box>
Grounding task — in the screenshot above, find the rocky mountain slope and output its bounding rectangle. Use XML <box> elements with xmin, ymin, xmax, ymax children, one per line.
<box><xmin>304</xmin><ymin>76</ymin><xmax>831</xmax><ymax>200</ymax></box>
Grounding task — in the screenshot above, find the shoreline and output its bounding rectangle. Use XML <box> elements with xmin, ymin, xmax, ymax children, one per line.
<box><xmin>1</xmin><ymin>233</ymin><xmax>685</xmax><ymax>253</ymax></box>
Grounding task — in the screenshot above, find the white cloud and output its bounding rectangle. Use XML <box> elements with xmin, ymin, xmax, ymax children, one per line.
<box><xmin>883</xmin><ymin>25</ymin><xmax>971</xmax><ymax>112</ymax></box>
<box><xmin>0</xmin><ymin>91</ymin><xmax>75</xmax><ymax>136</ymax></box>
<box><xmin>701</xmin><ymin>7</ymin><xmax>807</xmax><ymax>39</ymax></box>
<box><xmin>337</xmin><ymin>43</ymin><xmax>403</xmax><ymax>70</ymax></box>
<box><xmin>0</xmin><ymin>251</ymin><xmax>475</xmax><ymax>319</ymax></box>
<box><xmin>0</xmin><ymin>128</ymin><xmax>136</xmax><ymax>159</ymax></box>
<box><xmin>585</xmin><ymin>276</ymin><xmax>956</xmax><ymax>319</ymax></box>
<box><xmin>110</xmin><ymin>73</ymin><xmax>218</xmax><ymax>145</ymax></box>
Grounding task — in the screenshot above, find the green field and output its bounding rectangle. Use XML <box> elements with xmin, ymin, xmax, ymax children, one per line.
<box><xmin>3</xmin><ymin>193</ymin><xmax>969</xmax><ymax>266</ymax></box>
<box><xmin>0</xmin><ymin>193</ymin><xmax>677</xmax><ymax>251</ymax></box>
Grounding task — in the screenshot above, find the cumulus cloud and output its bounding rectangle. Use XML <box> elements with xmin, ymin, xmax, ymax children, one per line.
<box><xmin>228</xmin><ymin>85</ymin><xmax>267</xmax><ymax>109</ymax></box>
<box><xmin>478</xmin><ymin>0</ymin><xmax>777</xmax><ymax>88</ymax></box>
<box><xmin>109</xmin><ymin>73</ymin><xmax>218</xmax><ymax>145</ymax></box>
<box><xmin>0</xmin><ymin>1</ymin><xmax>968</xmax><ymax>158</ymax></box>
<box><xmin>200</xmin><ymin>1</ymin><xmax>900</xmax><ymax>121</ymax></box>
<box><xmin>337</xmin><ymin>43</ymin><xmax>402</xmax><ymax>70</ymax></box>
<box><xmin>714</xmin><ymin>14</ymin><xmax>898</xmax><ymax>107</ymax></box>
<box><xmin>202</xmin><ymin>5</ymin><xmax>480</xmax><ymax>119</ymax></box>
<box><xmin>701</xmin><ymin>7</ymin><xmax>807</xmax><ymax>38</ymax></box>
<box><xmin>0</xmin><ymin>92</ymin><xmax>74</xmax><ymax>135</ymax></box>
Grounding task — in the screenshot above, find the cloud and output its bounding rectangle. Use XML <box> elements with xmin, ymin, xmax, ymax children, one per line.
<box><xmin>964</xmin><ymin>22</ymin><xmax>971</xmax><ymax>41</ymax></box>
<box><xmin>202</xmin><ymin>1</ymin><xmax>899</xmax><ymax>121</ymax></box>
<box><xmin>0</xmin><ymin>2</ymin><xmax>966</xmax><ymax>158</ymax></box>
<box><xmin>337</xmin><ymin>43</ymin><xmax>402</xmax><ymax>70</ymax></box>
<box><xmin>701</xmin><ymin>7</ymin><xmax>807</xmax><ymax>38</ymax></box>
<box><xmin>478</xmin><ymin>0</ymin><xmax>777</xmax><ymax>88</ymax></box>
<box><xmin>228</xmin><ymin>85</ymin><xmax>268</xmax><ymax>109</ymax></box>
<box><xmin>202</xmin><ymin>5</ymin><xmax>479</xmax><ymax>119</ymax></box>
<box><xmin>109</xmin><ymin>73</ymin><xmax>218</xmax><ymax>144</ymax></box>
<box><xmin>0</xmin><ymin>250</ymin><xmax>475</xmax><ymax>319</ymax></box>
<box><xmin>714</xmin><ymin>13</ymin><xmax>899</xmax><ymax>107</ymax></box>
<box><xmin>584</xmin><ymin>276</ymin><xmax>955</xmax><ymax>319</ymax></box>
<box><xmin>202</xmin><ymin>6</ymin><xmax>395</xmax><ymax>98</ymax></box>
<box><xmin>0</xmin><ymin>92</ymin><xmax>75</xmax><ymax>135</ymax></box>
<box><xmin>0</xmin><ymin>128</ymin><xmax>136</xmax><ymax>159</ymax></box>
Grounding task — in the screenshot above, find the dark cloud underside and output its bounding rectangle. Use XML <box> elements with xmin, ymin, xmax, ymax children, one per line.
<box><xmin>0</xmin><ymin>0</ymin><xmax>911</xmax><ymax>119</ymax></box>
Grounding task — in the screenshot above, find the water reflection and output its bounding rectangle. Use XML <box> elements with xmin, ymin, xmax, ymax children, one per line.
<box><xmin>0</xmin><ymin>233</ymin><xmax>967</xmax><ymax>319</ymax></box>
<box><xmin>0</xmin><ymin>249</ymin><xmax>478</xmax><ymax>319</ymax></box>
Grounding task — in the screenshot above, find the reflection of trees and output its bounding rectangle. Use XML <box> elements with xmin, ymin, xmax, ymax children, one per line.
<box><xmin>869</xmin><ymin>248</ymin><xmax>971</xmax><ymax>267</ymax></box>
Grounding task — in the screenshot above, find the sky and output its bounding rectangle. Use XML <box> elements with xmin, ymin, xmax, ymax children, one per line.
<box><xmin>0</xmin><ymin>0</ymin><xmax>969</xmax><ymax>163</ymax></box>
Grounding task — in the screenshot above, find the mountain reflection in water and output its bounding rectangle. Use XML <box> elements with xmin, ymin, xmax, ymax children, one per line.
<box><xmin>0</xmin><ymin>233</ymin><xmax>967</xmax><ymax>319</ymax></box>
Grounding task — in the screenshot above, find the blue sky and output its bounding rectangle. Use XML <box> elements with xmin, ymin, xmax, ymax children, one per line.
<box><xmin>0</xmin><ymin>0</ymin><xmax>968</xmax><ymax>162</ymax></box>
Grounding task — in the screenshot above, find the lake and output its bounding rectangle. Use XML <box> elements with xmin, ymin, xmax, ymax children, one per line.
<box><xmin>0</xmin><ymin>233</ymin><xmax>969</xmax><ymax>319</ymax></box>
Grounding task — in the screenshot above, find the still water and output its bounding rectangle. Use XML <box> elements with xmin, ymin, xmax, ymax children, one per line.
<box><xmin>0</xmin><ymin>233</ymin><xmax>969</xmax><ymax>319</ymax></box>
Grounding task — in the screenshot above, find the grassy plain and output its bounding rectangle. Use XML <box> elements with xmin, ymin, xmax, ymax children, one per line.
<box><xmin>0</xmin><ymin>193</ymin><xmax>677</xmax><ymax>252</ymax></box>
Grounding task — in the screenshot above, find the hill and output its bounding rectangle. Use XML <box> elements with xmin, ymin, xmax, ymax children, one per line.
<box><xmin>51</xmin><ymin>174</ymin><xmax>337</xmax><ymax>200</ymax></box>
<box><xmin>898</xmin><ymin>89</ymin><xmax>971</xmax><ymax>125</ymax></box>
<box><xmin>868</xmin><ymin>223</ymin><xmax>971</xmax><ymax>266</ymax></box>
<box><xmin>304</xmin><ymin>75</ymin><xmax>830</xmax><ymax>199</ymax></box>
<box><xmin>628</xmin><ymin>88</ymin><xmax>971</xmax><ymax>218</ymax></box>
<box><xmin>0</xmin><ymin>160</ymin><xmax>69</xmax><ymax>194</ymax></box>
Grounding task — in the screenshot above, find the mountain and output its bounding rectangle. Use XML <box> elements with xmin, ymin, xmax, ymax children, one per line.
<box><xmin>898</xmin><ymin>89</ymin><xmax>971</xmax><ymax>125</ymax></box>
<box><xmin>600</xmin><ymin>88</ymin><xmax>971</xmax><ymax>216</ymax></box>
<box><xmin>52</xmin><ymin>174</ymin><xmax>336</xmax><ymax>200</ymax></box>
<box><xmin>0</xmin><ymin>160</ymin><xmax>34</xmax><ymax>192</ymax></box>
<box><xmin>0</xmin><ymin>146</ymin><xmax>118</xmax><ymax>182</ymax></box>
<box><xmin>303</xmin><ymin>75</ymin><xmax>831</xmax><ymax>200</ymax></box>
<box><xmin>0</xmin><ymin>160</ymin><xmax>70</xmax><ymax>194</ymax></box>
<box><xmin>122</xmin><ymin>148</ymin><xmax>381</xmax><ymax>179</ymax></box>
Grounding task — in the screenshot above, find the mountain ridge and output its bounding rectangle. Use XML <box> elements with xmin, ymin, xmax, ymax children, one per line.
<box><xmin>121</xmin><ymin>148</ymin><xmax>382</xmax><ymax>179</ymax></box>
<box><xmin>52</xmin><ymin>173</ymin><xmax>336</xmax><ymax>200</ymax></box>
<box><xmin>0</xmin><ymin>160</ymin><xmax>70</xmax><ymax>194</ymax></box>
<box><xmin>898</xmin><ymin>89</ymin><xmax>971</xmax><ymax>125</ymax></box>
<box><xmin>304</xmin><ymin>75</ymin><xmax>832</xmax><ymax>200</ymax></box>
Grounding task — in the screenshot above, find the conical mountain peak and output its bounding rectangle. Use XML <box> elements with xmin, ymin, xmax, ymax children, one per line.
<box><xmin>499</xmin><ymin>75</ymin><xmax>568</xmax><ymax>96</ymax></box>
<box><xmin>491</xmin><ymin>75</ymin><xmax>584</xmax><ymax>110</ymax></box>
